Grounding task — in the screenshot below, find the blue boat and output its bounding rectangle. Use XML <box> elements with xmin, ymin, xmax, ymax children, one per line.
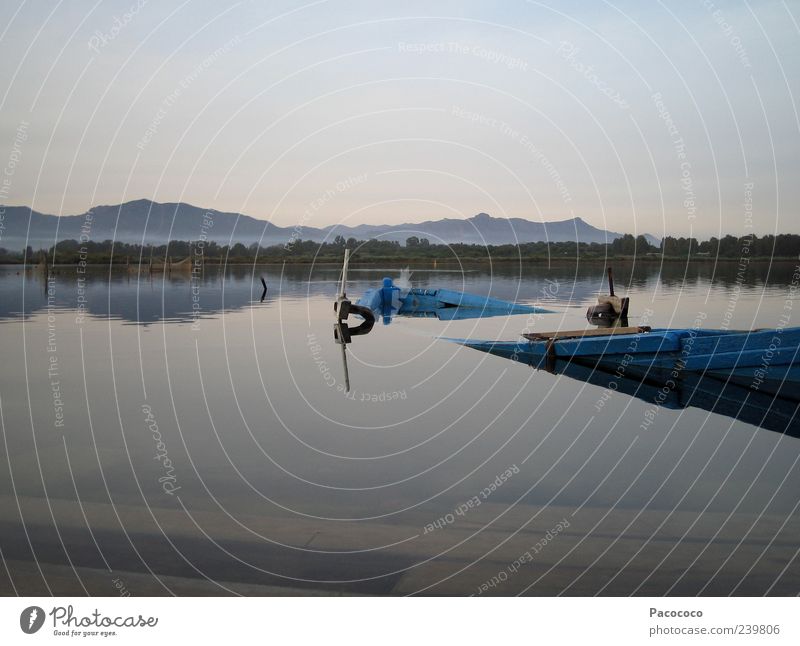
<box><xmin>451</xmin><ymin>326</ymin><xmax>800</xmax><ymax>434</ymax></box>
<box><xmin>332</xmin><ymin>250</ymin><xmax>552</xmax><ymax>390</ymax></box>
<box><xmin>453</xmin><ymin>326</ymin><xmax>800</xmax><ymax>397</ymax></box>
<box><xmin>357</xmin><ymin>276</ymin><xmax>550</xmax><ymax>324</ymax></box>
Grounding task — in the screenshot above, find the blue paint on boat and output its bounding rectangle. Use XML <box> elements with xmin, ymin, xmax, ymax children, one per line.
<box><xmin>451</xmin><ymin>327</ymin><xmax>800</xmax><ymax>396</ymax></box>
<box><xmin>449</xmin><ymin>326</ymin><xmax>800</xmax><ymax>434</ymax></box>
<box><xmin>356</xmin><ymin>277</ymin><xmax>552</xmax><ymax>324</ymax></box>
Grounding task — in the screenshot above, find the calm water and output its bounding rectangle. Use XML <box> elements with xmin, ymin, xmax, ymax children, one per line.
<box><xmin>0</xmin><ymin>260</ymin><xmax>799</xmax><ymax>596</ymax></box>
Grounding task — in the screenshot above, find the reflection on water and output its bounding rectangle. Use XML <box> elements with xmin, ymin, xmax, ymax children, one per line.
<box><xmin>544</xmin><ymin>358</ymin><xmax>799</xmax><ymax>437</ymax></box>
<box><xmin>2</xmin><ymin>260</ymin><xmax>796</xmax><ymax>324</ymax></box>
<box><xmin>1</xmin><ymin>263</ymin><xmax>557</xmax><ymax>324</ymax></box>
<box><xmin>0</xmin><ymin>261</ymin><xmax>799</xmax><ymax>596</ymax></box>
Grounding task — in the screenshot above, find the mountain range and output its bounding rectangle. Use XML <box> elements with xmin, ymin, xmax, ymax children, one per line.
<box><xmin>0</xmin><ymin>199</ymin><xmax>659</xmax><ymax>249</ymax></box>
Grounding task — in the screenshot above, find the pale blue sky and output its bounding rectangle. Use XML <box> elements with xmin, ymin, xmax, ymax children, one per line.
<box><xmin>0</xmin><ymin>0</ymin><xmax>798</xmax><ymax>238</ymax></box>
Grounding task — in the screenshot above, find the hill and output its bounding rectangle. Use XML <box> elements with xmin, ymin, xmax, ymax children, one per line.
<box><xmin>0</xmin><ymin>200</ymin><xmax>658</xmax><ymax>249</ymax></box>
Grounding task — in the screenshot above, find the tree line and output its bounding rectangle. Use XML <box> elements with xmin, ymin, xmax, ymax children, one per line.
<box><xmin>1</xmin><ymin>232</ymin><xmax>799</xmax><ymax>264</ymax></box>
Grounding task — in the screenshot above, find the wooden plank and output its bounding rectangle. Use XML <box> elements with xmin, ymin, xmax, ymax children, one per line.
<box><xmin>523</xmin><ymin>326</ymin><xmax>651</xmax><ymax>341</ymax></box>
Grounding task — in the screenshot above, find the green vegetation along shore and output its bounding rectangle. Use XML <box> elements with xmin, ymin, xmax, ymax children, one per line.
<box><xmin>2</xmin><ymin>233</ymin><xmax>799</xmax><ymax>265</ymax></box>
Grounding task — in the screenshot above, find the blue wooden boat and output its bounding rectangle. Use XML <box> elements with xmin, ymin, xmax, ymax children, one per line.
<box><xmin>333</xmin><ymin>251</ymin><xmax>551</xmax><ymax>391</ymax></box>
<box><xmin>452</xmin><ymin>326</ymin><xmax>800</xmax><ymax>397</ymax></box>
<box><xmin>356</xmin><ymin>276</ymin><xmax>551</xmax><ymax>324</ymax></box>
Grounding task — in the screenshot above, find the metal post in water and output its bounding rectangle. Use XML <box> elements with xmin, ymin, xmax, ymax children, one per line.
<box><xmin>340</xmin><ymin>343</ymin><xmax>350</xmax><ymax>392</ymax></box>
<box><xmin>339</xmin><ymin>248</ymin><xmax>350</xmax><ymax>298</ymax></box>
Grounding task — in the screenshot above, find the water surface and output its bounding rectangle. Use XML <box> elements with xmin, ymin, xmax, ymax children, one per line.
<box><xmin>0</xmin><ymin>261</ymin><xmax>798</xmax><ymax>596</ymax></box>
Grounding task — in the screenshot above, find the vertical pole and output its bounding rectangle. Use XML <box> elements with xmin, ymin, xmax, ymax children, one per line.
<box><xmin>339</xmin><ymin>248</ymin><xmax>350</xmax><ymax>298</ymax></box>
<box><xmin>340</xmin><ymin>343</ymin><xmax>350</xmax><ymax>392</ymax></box>
<box><xmin>607</xmin><ymin>266</ymin><xmax>615</xmax><ymax>297</ymax></box>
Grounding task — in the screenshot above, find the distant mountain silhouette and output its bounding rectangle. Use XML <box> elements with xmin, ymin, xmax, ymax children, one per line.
<box><xmin>0</xmin><ymin>200</ymin><xmax>658</xmax><ymax>249</ymax></box>
<box><xmin>320</xmin><ymin>212</ymin><xmax>650</xmax><ymax>245</ymax></box>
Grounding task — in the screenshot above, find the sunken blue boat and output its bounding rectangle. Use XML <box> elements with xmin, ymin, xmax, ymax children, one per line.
<box><xmin>357</xmin><ymin>277</ymin><xmax>551</xmax><ymax>324</ymax></box>
<box><xmin>453</xmin><ymin>326</ymin><xmax>800</xmax><ymax>396</ymax></box>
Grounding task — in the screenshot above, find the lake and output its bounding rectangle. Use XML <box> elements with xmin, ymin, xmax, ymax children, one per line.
<box><xmin>0</xmin><ymin>260</ymin><xmax>799</xmax><ymax>596</ymax></box>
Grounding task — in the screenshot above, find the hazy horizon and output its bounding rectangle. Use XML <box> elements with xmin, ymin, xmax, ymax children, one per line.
<box><xmin>0</xmin><ymin>197</ymin><xmax>664</xmax><ymax>231</ymax></box>
<box><xmin>1</xmin><ymin>0</ymin><xmax>798</xmax><ymax>240</ymax></box>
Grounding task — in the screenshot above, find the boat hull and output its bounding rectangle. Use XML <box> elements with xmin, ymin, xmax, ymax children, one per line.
<box><xmin>357</xmin><ymin>283</ymin><xmax>551</xmax><ymax>323</ymax></box>
<box><xmin>455</xmin><ymin>327</ymin><xmax>800</xmax><ymax>395</ymax></box>
<box><xmin>451</xmin><ymin>327</ymin><xmax>800</xmax><ymax>435</ymax></box>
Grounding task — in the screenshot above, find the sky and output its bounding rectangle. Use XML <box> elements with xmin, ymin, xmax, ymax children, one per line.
<box><xmin>0</xmin><ymin>0</ymin><xmax>798</xmax><ymax>239</ymax></box>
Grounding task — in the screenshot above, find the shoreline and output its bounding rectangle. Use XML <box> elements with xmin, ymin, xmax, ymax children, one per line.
<box><xmin>1</xmin><ymin>257</ymin><xmax>799</xmax><ymax>268</ymax></box>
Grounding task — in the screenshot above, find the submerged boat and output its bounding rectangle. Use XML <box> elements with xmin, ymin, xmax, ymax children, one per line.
<box><xmin>452</xmin><ymin>326</ymin><xmax>800</xmax><ymax>435</ymax></box>
<box><xmin>356</xmin><ymin>276</ymin><xmax>550</xmax><ymax>324</ymax></box>
<box><xmin>453</xmin><ymin>326</ymin><xmax>800</xmax><ymax>397</ymax></box>
<box><xmin>332</xmin><ymin>250</ymin><xmax>552</xmax><ymax>390</ymax></box>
